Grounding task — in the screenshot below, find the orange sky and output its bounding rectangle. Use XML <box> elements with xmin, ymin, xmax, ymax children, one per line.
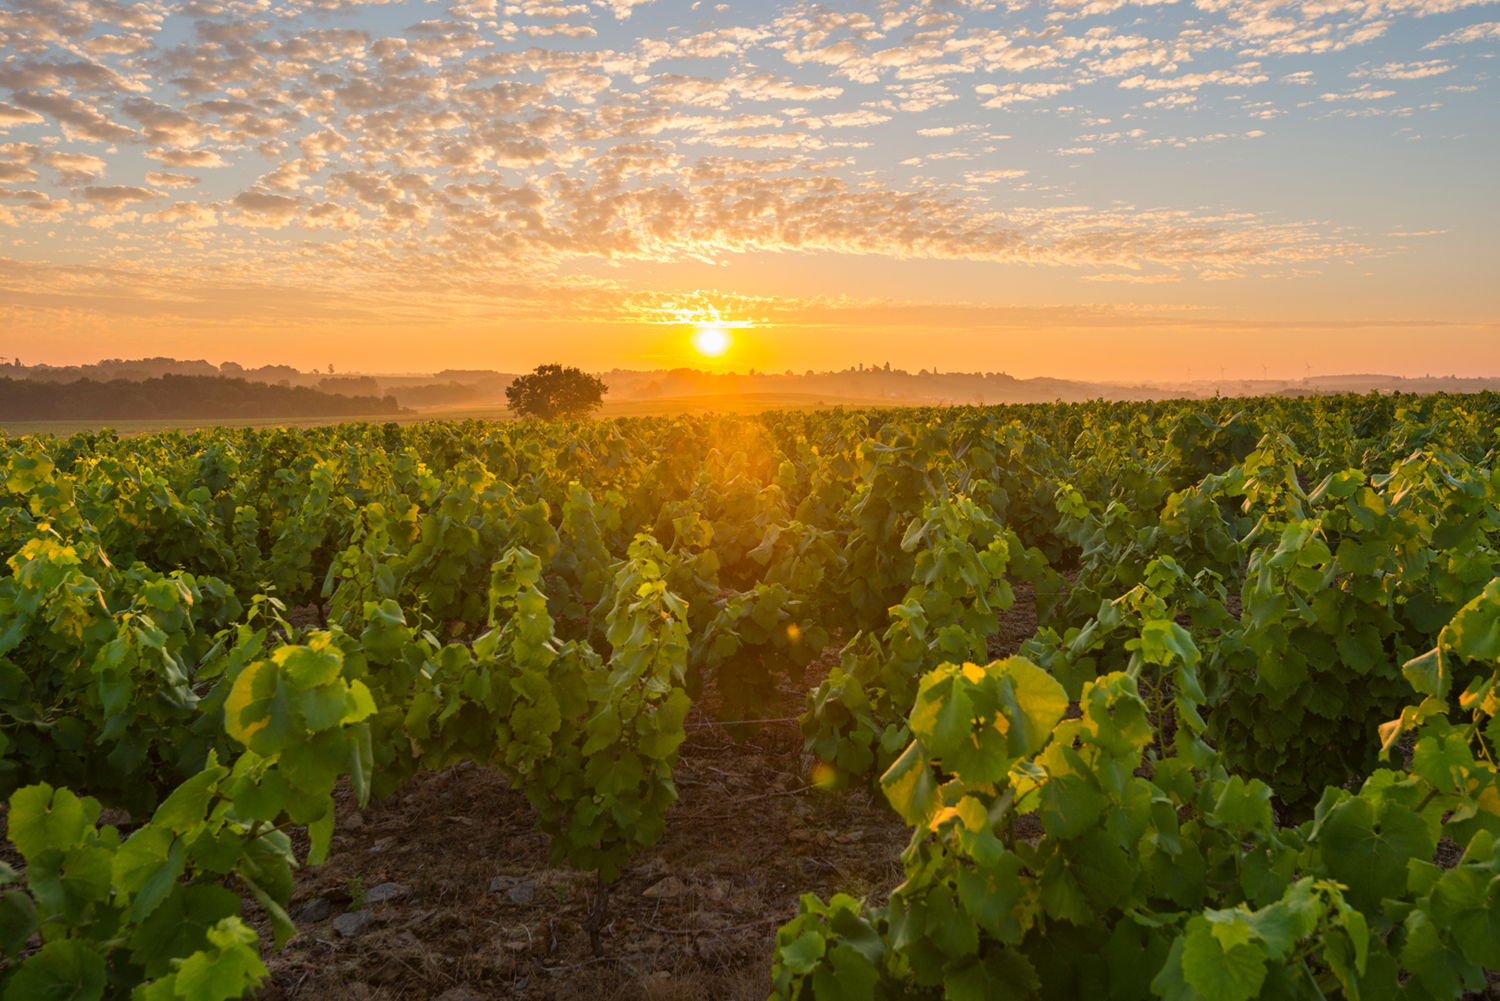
<box><xmin>3</xmin><ymin>252</ymin><xmax>1494</xmax><ymax>381</ymax></box>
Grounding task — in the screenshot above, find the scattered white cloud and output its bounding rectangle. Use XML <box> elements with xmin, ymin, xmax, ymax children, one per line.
<box><xmin>977</xmin><ymin>82</ymin><xmax>1074</xmax><ymax>107</ymax></box>
<box><xmin>602</xmin><ymin>0</ymin><xmax>656</xmax><ymax>19</ymax></box>
<box><xmin>81</xmin><ymin>185</ymin><xmax>162</xmax><ymax>210</ymax></box>
<box><xmin>1082</xmin><ymin>272</ymin><xmax>1183</xmax><ymax>282</ymax></box>
<box><xmin>0</xmin><ymin>0</ymin><xmax>1461</xmax><ymax>298</ymax></box>
<box><xmin>146</xmin><ymin>149</ymin><xmax>229</xmax><ymax>168</ymax></box>
<box><xmin>1119</xmin><ymin>69</ymin><xmax>1269</xmax><ymax>91</ymax></box>
<box><xmin>145</xmin><ymin>171</ymin><xmax>201</xmax><ymax>188</ymax></box>
<box><xmin>45</xmin><ymin>152</ymin><xmax>108</xmax><ymax>182</ymax></box>
<box><xmin>1320</xmin><ymin>85</ymin><xmax>1398</xmax><ymax>101</ymax></box>
<box><xmin>1350</xmin><ymin>60</ymin><xmax>1452</xmax><ymax>80</ymax></box>
<box><xmin>0</xmin><ymin>103</ymin><xmax>45</xmax><ymax>126</ymax></box>
<box><xmin>963</xmin><ymin>168</ymin><xmax>1028</xmax><ymax>181</ymax></box>
<box><xmin>1424</xmin><ymin>21</ymin><xmax>1500</xmax><ymax>47</ymax></box>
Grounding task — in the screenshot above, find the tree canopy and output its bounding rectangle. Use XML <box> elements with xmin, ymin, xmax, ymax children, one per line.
<box><xmin>505</xmin><ymin>364</ymin><xmax>608</xmax><ymax>421</ymax></box>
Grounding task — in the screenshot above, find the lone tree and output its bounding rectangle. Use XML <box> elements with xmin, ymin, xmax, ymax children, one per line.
<box><xmin>505</xmin><ymin>363</ymin><xmax>608</xmax><ymax>420</ymax></box>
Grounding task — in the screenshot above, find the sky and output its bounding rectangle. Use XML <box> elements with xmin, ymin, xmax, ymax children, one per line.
<box><xmin>0</xmin><ymin>0</ymin><xmax>1496</xmax><ymax>380</ymax></box>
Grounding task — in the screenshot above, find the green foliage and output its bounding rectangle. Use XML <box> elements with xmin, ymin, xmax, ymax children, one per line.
<box><xmin>526</xmin><ymin>534</ymin><xmax>691</xmax><ymax>880</ymax></box>
<box><xmin>802</xmin><ymin>493</ymin><xmax>1031</xmax><ymax>788</ymax></box>
<box><xmin>772</xmin><ymin>572</ymin><xmax>1500</xmax><ymax>1000</ymax></box>
<box><xmin>5</xmin><ymin>392</ymin><xmax>1500</xmax><ymax>999</ymax></box>
<box><xmin>0</xmin><ymin>534</ymin><xmax>242</xmax><ymax>814</ymax></box>
<box><xmin>0</xmin><ymin>764</ymin><xmax>297</xmax><ymax>1000</ymax></box>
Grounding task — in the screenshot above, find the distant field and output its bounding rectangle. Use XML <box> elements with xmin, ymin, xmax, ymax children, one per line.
<box><xmin>426</xmin><ymin>391</ymin><xmax>903</xmax><ymax>420</ymax></box>
<box><xmin>0</xmin><ymin>412</ymin><xmax>415</xmax><ymax>439</ymax></box>
<box><xmin>0</xmin><ymin>392</ymin><xmax>902</xmax><ymax>437</ymax></box>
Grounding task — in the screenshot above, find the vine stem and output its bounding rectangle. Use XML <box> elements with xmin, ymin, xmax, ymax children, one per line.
<box><xmin>585</xmin><ymin>871</ymin><xmax>611</xmax><ymax>958</ymax></box>
<box><xmin>1299</xmin><ymin>958</ymin><xmax>1330</xmax><ymax>1001</ymax></box>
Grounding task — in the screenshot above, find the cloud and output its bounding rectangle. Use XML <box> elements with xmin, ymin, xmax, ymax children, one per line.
<box><xmin>1319</xmin><ymin>86</ymin><xmax>1398</xmax><ymax>101</ymax></box>
<box><xmin>732</xmin><ymin>73</ymin><xmax>843</xmax><ymax>102</ymax></box>
<box><xmin>1350</xmin><ymin>60</ymin><xmax>1452</xmax><ymax>79</ymax></box>
<box><xmin>699</xmin><ymin>131</ymin><xmax>824</xmax><ymax>149</ymax></box>
<box><xmin>815</xmin><ymin>109</ymin><xmax>891</xmax><ymax>127</ymax></box>
<box><xmin>884</xmin><ymin>80</ymin><xmax>959</xmax><ymax>112</ymax></box>
<box><xmin>85</xmin><ymin>210</ymin><xmax>139</xmax><ymax>230</ymax></box>
<box><xmin>84</xmin><ymin>34</ymin><xmax>155</xmax><ymax>56</ymax></box>
<box><xmin>1118</xmin><ymin>70</ymin><xmax>1269</xmax><ymax>91</ymax></box>
<box><xmin>0</xmin><ymin>57</ymin><xmax>147</xmax><ymax>95</ymax></box>
<box><xmin>977</xmin><ymin>82</ymin><xmax>1074</xmax><ymax>107</ymax></box>
<box><xmin>0</xmin><ymin>0</ymin><xmax>1469</xmax><ymax>325</ymax></box>
<box><xmin>1424</xmin><ymin>21</ymin><xmax>1500</xmax><ymax>46</ymax></box>
<box><xmin>510</xmin><ymin>1</ymin><xmax>591</xmax><ymax>16</ymax></box>
<box><xmin>81</xmin><ymin>185</ymin><xmax>164</xmax><ymax>209</ymax></box>
<box><xmin>603</xmin><ymin>0</ymin><xmax>656</xmax><ymax>18</ymax></box>
<box><xmin>544</xmin><ymin>68</ymin><xmax>613</xmax><ymax>103</ymax></box>
<box><xmin>144</xmin><ymin>201</ymin><xmax>218</xmax><ymax>228</ymax></box>
<box><xmin>146</xmin><ymin>148</ymin><xmax>229</xmax><ymax>168</ymax></box>
<box><xmin>230</xmin><ymin>189</ymin><xmax>302</xmax><ymax>227</ymax></box>
<box><xmin>9</xmin><ymin>91</ymin><xmax>136</xmax><ymax>142</ymax></box>
<box><xmin>0</xmin><ymin>103</ymin><xmax>45</xmax><ymax>126</ymax></box>
<box><xmin>45</xmin><ymin>151</ymin><xmax>108</xmax><ymax>182</ymax></box>
<box><xmin>1082</xmin><ymin>273</ymin><xmax>1183</xmax><ymax>283</ymax></box>
<box><xmin>145</xmin><ymin>171</ymin><xmax>202</xmax><ymax>188</ymax></box>
<box><xmin>523</xmin><ymin>23</ymin><xmax>597</xmax><ymax>38</ymax></box>
<box><xmin>0</xmin><ymin>144</ymin><xmax>41</xmax><ymax>164</ymax></box>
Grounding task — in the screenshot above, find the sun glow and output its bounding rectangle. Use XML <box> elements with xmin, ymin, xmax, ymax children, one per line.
<box><xmin>692</xmin><ymin>326</ymin><xmax>732</xmax><ymax>357</ymax></box>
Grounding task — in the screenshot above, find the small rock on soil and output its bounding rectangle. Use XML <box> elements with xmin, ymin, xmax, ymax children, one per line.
<box><xmin>364</xmin><ymin>881</ymin><xmax>408</xmax><ymax>905</ymax></box>
<box><xmin>332</xmin><ymin>909</ymin><xmax>373</xmax><ymax>938</ymax></box>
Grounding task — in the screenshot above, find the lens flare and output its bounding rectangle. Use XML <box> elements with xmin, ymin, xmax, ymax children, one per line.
<box><xmin>692</xmin><ymin>326</ymin><xmax>732</xmax><ymax>357</ymax></box>
<box><xmin>811</xmin><ymin>761</ymin><xmax>840</xmax><ymax>789</ymax></box>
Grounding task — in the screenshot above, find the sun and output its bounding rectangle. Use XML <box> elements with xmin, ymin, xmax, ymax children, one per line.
<box><xmin>692</xmin><ymin>325</ymin><xmax>732</xmax><ymax>358</ymax></box>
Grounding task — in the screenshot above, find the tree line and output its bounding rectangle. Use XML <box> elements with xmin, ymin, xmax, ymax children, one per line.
<box><xmin>0</xmin><ymin>374</ymin><xmax>405</xmax><ymax>421</ymax></box>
